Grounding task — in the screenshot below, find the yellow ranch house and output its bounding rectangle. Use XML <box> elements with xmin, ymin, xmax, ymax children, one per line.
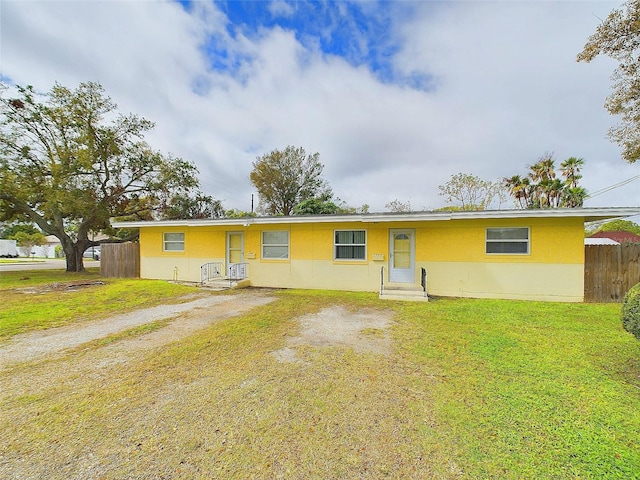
<box><xmin>112</xmin><ymin>207</ymin><xmax>640</xmax><ymax>302</ymax></box>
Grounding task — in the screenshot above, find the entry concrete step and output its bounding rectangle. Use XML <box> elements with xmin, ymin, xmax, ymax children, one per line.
<box><xmin>201</xmin><ymin>278</ymin><xmax>250</xmax><ymax>291</ymax></box>
<box><xmin>379</xmin><ymin>284</ymin><xmax>428</xmax><ymax>302</ymax></box>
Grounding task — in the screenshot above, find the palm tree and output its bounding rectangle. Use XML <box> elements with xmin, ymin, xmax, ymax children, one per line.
<box><xmin>549</xmin><ymin>178</ymin><xmax>565</xmax><ymax>207</ymax></box>
<box><xmin>506</xmin><ymin>155</ymin><xmax>586</xmax><ymax>209</ymax></box>
<box><xmin>529</xmin><ymin>157</ymin><xmax>556</xmax><ymax>182</ymax></box>
<box><xmin>541</xmin><ymin>158</ymin><xmax>556</xmax><ymax>183</ymax></box>
<box><xmin>504</xmin><ymin>175</ymin><xmax>531</xmax><ymax>208</ymax></box>
<box><xmin>528</xmin><ymin>157</ymin><xmax>558</xmax><ymax>207</ymax></box>
<box><xmin>528</xmin><ymin>162</ymin><xmax>545</xmax><ymax>184</ymax></box>
<box><xmin>537</xmin><ymin>178</ymin><xmax>557</xmax><ymax>207</ymax></box>
<box><xmin>561</xmin><ymin>186</ymin><xmax>587</xmax><ymax>208</ymax></box>
<box><xmin>560</xmin><ymin>157</ymin><xmax>584</xmax><ymax>189</ymax></box>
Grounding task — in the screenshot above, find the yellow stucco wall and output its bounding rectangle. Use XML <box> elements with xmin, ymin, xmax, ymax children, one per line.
<box><xmin>138</xmin><ymin>217</ymin><xmax>585</xmax><ymax>301</ymax></box>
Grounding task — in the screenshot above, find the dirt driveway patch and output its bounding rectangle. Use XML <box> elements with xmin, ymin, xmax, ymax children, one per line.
<box><xmin>0</xmin><ymin>291</ymin><xmax>275</xmax><ymax>370</ymax></box>
<box><xmin>272</xmin><ymin>306</ymin><xmax>393</xmax><ymax>363</ymax></box>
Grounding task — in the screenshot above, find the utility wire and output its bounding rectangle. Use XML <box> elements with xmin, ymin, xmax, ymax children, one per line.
<box><xmin>585</xmin><ymin>174</ymin><xmax>640</xmax><ymax>199</ymax></box>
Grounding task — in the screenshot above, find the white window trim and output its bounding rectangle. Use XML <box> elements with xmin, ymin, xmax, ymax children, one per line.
<box><xmin>334</xmin><ymin>229</ymin><xmax>367</xmax><ymax>261</ymax></box>
<box><xmin>163</xmin><ymin>232</ymin><xmax>185</xmax><ymax>252</ymax></box>
<box><xmin>261</xmin><ymin>230</ymin><xmax>289</xmax><ymax>259</ymax></box>
<box><xmin>485</xmin><ymin>227</ymin><xmax>530</xmax><ymax>255</ymax></box>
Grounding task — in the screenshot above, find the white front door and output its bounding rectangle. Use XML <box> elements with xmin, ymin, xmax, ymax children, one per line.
<box><xmin>226</xmin><ymin>232</ymin><xmax>244</xmax><ymax>276</ymax></box>
<box><xmin>389</xmin><ymin>229</ymin><xmax>415</xmax><ymax>283</ymax></box>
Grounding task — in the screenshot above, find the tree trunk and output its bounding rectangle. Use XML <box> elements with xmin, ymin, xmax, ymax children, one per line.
<box><xmin>61</xmin><ymin>240</ymin><xmax>86</xmax><ymax>272</ymax></box>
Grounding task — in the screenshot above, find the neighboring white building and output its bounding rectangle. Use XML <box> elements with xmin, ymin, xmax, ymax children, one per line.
<box><xmin>29</xmin><ymin>235</ymin><xmax>63</xmax><ymax>258</ymax></box>
<box><xmin>0</xmin><ymin>239</ymin><xmax>18</xmax><ymax>257</ymax></box>
<box><xmin>30</xmin><ymin>234</ymin><xmax>108</xmax><ymax>258</ymax></box>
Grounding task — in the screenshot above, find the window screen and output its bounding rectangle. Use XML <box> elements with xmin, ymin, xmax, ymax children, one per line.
<box><xmin>163</xmin><ymin>232</ymin><xmax>184</xmax><ymax>251</ymax></box>
<box><xmin>262</xmin><ymin>231</ymin><xmax>289</xmax><ymax>259</ymax></box>
<box><xmin>486</xmin><ymin>228</ymin><xmax>529</xmax><ymax>254</ymax></box>
<box><xmin>335</xmin><ymin>230</ymin><xmax>366</xmax><ymax>260</ymax></box>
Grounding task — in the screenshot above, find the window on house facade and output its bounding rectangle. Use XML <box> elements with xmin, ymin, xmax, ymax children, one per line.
<box><xmin>262</xmin><ymin>231</ymin><xmax>289</xmax><ymax>259</ymax></box>
<box><xmin>334</xmin><ymin>230</ymin><xmax>366</xmax><ymax>260</ymax></box>
<box><xmin>163</xmin><ymin>232</ymin><xmax>185</xmax><ymax>252</ymax></box>
<box><xmin>485</xmin><ymin>227</ymin><xmax>529</xmax><ymax>254</ymax></box>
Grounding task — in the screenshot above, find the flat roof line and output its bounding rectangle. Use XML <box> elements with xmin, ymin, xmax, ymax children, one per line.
<box><xmin>111</xmin><ymin>207</ymin><xmax>640</xmax><ymax>229</ymax></box>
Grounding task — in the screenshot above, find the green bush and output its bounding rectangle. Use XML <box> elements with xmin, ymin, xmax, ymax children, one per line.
<box><xmin>622</xmin><ymin>282</ymin><xmax>640</xmax><ymax>341</ymax></box>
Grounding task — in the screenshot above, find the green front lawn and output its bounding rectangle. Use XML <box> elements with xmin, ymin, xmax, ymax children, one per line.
<box><xmin>396</xmin><ymin>298</ymin><xmax>640</xmax><ymax>478</ymax></box>
<box><xmin>0</xmin><ymin>277</ymin><xmax>638</xmax><ymax>478</ymax></box>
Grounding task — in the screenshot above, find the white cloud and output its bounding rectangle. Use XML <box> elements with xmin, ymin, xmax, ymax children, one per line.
<box><xmin>391</xmin><ymin>0</ymin><xmax>639</xmax><ymax>209</ymax></box>
<box><xmin>268</xmin><ymin>1</ymin><xmax>295</xmax><ymax>19</ymax></box>
<box><xmin>1</xmin><ymin>0</ymin><xmax>638</xmax><ymax>215</ymax></box>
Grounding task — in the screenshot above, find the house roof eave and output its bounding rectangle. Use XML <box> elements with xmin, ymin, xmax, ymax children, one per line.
<box><xmin>110</xmin><ymin>207</ymin><xmax>640</xmax><ymax>229</ymax></box>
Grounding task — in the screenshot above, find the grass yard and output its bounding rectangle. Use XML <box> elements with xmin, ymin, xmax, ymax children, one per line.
<box><xmin>396</xmin><ymin>299</ymin><xmax>640</xmax><ymax>478</ymax></box>
<box><xmin>0</xmin><ymin>273</ymin><xmax>639</xmax><ymax>478</ymax></box>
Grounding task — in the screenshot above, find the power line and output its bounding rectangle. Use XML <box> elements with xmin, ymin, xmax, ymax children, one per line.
<box><xmin>586</xmin><ymin>175</ymin><xmax>640</xmax><ymax>199</ymax></box>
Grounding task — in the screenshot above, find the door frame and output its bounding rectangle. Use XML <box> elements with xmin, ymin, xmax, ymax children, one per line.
<box><xmin>226</xmin><ymin>231</ymin><xmax>244</xmax><ymax>275</ymax></box>
<box><xmin>389</xmin><ymin>229</ymin><xmax>415</xmax><ymax>283</ymax></box>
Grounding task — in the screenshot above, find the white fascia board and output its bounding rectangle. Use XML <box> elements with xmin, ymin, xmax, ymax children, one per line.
<box><xmin>110</xmin><ymin>207</ymin><xmax>640</xmax><ymax>229</ymax></box>
<box><xmin>358</xmin><ymin>207</ymin><xmax>640</xmax><ymax>223</ymax></box>
<box><xmin>111</xmin><ymin>219</ymin><xmax>251</xmax><ymax>228</ymax></box>
<box><xmin>446</xmin><ymin>207</ymin><xmax>640</xmax><ymax>222</ymax></box>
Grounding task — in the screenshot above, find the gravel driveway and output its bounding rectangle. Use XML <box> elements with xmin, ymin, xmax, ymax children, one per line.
<box><xmin>0</xmin><ymin>291</ymin><xmax>275</xmax><ymax>371</ymax></box>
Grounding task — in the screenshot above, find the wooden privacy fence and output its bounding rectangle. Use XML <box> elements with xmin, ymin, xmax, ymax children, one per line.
<box><xmin>584</xmin><ymin>244</ymin><xmax>640</xmax><ymax>302</ymax></box>
<box><xmin>100</xmin><ymin>242</ymin><xmax>140</xmax><ymax>278</ymax></box>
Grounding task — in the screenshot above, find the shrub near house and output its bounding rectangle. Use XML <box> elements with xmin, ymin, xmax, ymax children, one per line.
<box><xmin>623</xmin><ymin>283</ymin><xmax>640</xmax><ymax>341</ymax></box>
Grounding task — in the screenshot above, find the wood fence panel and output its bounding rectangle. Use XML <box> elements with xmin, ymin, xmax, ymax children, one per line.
<box><xmin>585</xmin><ymin>244</ymin><xmax>640</xmax><ymax>302</ymax></box>
<box><xmin>100</xmin><ymin>243</ymin><xmax>140</xmax><ymax>278</ymax></box>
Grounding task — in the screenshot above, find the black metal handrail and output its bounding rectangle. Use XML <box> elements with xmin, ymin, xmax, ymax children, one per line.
<box><xmin>380</xmin><ymin>266</ymin><xmax>385</xmax><ymax>296</ymax></box>
<box><xmin>201</xmin><ymin>262</ymin><xmax>223</xmax><ymax>284</ymax></box>
<box><xmin>228</xmin><ymin>262</ymin><xmax>248</xmax><ymax>281</ymax></box>
<box><xmin>421</xmin><ymin>267</ymin><xmax>427</xmax><ymax>296</ymax></box>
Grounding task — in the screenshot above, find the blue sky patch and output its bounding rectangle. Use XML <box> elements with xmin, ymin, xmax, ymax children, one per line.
<box><xmin>178</xmin><ymin>0</ymin><xmax>431</xmax><ymax>89</ymax></box>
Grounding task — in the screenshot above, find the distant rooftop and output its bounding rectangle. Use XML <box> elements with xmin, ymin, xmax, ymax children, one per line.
<box><xmin>588</xmin><ymin>230</ymin><xmax>640</xmax><ymax>243</ymax></box>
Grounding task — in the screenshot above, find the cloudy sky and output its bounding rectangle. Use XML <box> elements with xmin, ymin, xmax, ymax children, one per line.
<box><xmin>1</xmin><ymin>0</ymin><xmax>639</xmax><ymax>213</ymax></box>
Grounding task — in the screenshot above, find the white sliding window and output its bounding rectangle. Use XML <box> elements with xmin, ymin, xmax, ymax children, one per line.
<box><xmin>334</xmin><ymin>230</ymin><xmax>366</xmax><ymax>260</ymax></box>
<box><xmin>163</xmin><ymin>232</ymin><xmax>184</xmax><ymax>252</ymax></box>
<box><xmin>486</xmin><ymin>228</ymin><xmax>529</xmax><ymax>254</ymax></box>
<box><xmin>262</xmin><ymin>231</ymin><xmax>289</xmax><ymax>259</ymax></box>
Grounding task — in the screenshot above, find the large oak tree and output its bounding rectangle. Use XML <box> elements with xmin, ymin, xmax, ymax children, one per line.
<box><xmin>0</xmin><ymin>81</ymin><xmax>203</xmax><ymax>271</ymax></box>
